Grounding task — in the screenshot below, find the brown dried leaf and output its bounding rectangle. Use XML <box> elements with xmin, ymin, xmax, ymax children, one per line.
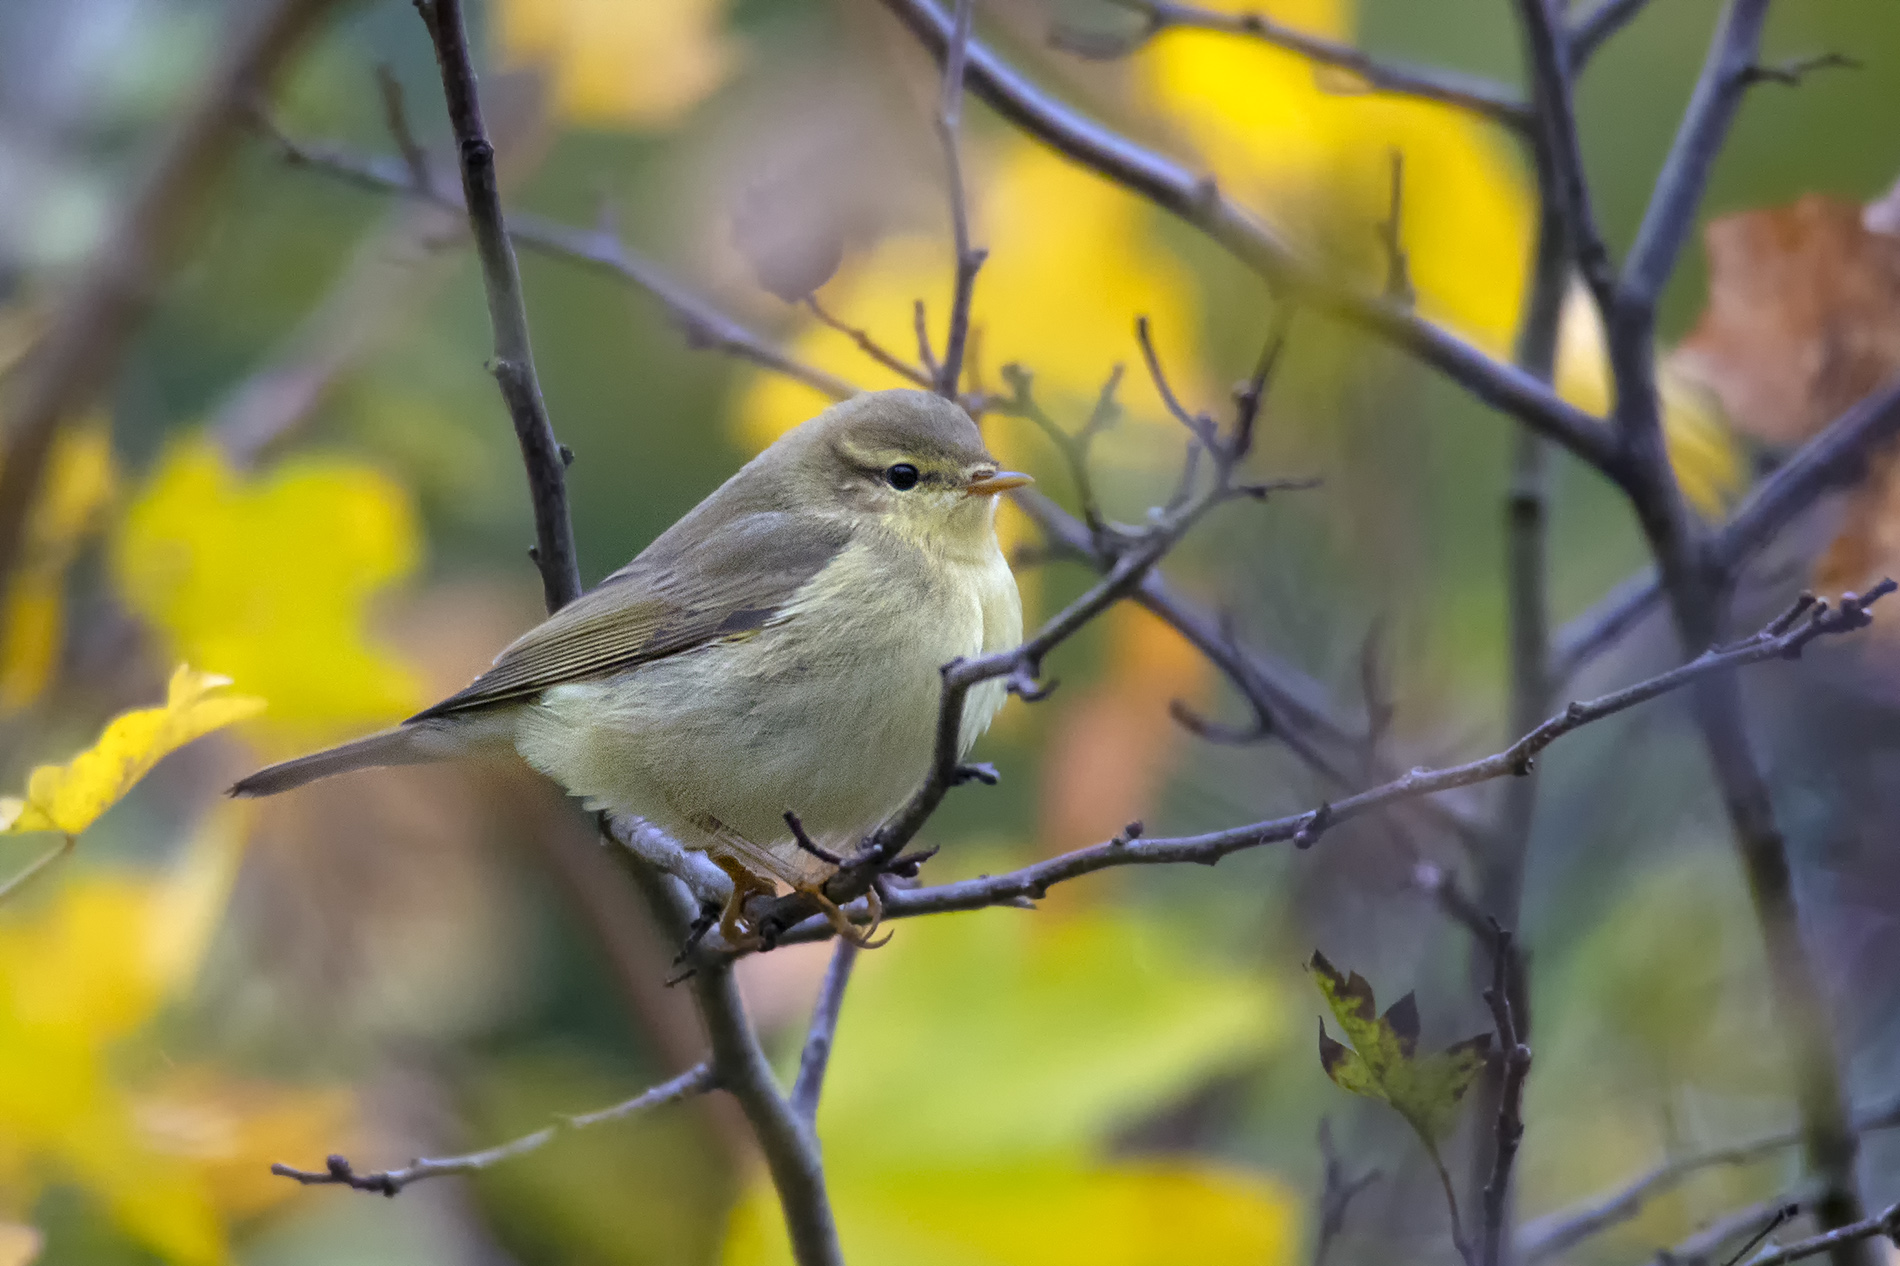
<box><xmin>1673</xmin><ymin>189</ymin><xmax>1900</xmax><ymax>603</ymax></box>
<box><xmin>1674</xmin><ymin>194</ymin><xmax>1900</xmax><ymax>446</ymax></box>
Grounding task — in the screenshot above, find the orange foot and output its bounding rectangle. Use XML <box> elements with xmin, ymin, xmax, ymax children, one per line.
<box><xmin>796</xmin><ymin>881</ymin><xmax>892</xmax><ymax>949</ymax></box>
<box><xmin>711</xmin><ymin>855</ymin><xmax>778</xmax><ymax>952</ymax></box>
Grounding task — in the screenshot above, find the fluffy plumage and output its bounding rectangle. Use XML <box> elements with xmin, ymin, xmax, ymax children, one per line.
<box><xmin>232</xmin><ymin>389</ymin><xmax>1025</xmax><ymax>920</ymax></box>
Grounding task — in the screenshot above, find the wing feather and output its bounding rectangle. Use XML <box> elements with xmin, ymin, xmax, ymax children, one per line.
<box><xmin>410</xmin><ymin>510</ymin><xmax>850</xmax><ymax>720</ymax></box>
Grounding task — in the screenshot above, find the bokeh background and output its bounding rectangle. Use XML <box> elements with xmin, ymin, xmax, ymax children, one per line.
<box><xmin>1</xmin><ymin>0</ymin><xmax>1898</xmax><ymax>1262</ymax></box>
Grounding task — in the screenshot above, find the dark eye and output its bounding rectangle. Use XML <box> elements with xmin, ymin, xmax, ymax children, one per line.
<box><xmin>885</xmin><ymin>463</ymin><xmax>920</xmax><ymax>491</ymax></box>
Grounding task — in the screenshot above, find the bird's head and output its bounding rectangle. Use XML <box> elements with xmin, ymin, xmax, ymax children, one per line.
<box><xmin>787</xmin><ymin>389</ymin><xmax>1032</xmax><ymax>553</ymax></box>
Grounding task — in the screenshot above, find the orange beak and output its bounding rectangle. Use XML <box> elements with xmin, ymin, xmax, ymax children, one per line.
<box><xmin>963</xmin><ymin>470</ymin><xmax>1035</xmax><ymax>497</ymax></box>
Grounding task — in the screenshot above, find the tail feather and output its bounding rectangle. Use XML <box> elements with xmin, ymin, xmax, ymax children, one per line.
<box><xmin>230</xmin><ymin>727</ymin><xmax>429</xmax><ymax>798</ymax></box>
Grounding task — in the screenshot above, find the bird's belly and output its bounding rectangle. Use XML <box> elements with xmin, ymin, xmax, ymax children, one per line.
<box><xmin>515</xmin><ymin>581</ymin><xmax>989</xmax><ymax>869</ymax></box>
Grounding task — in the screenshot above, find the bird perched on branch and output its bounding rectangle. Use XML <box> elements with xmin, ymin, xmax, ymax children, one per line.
<box><xmin>232</xmin><ymin>389</ymin><xmax>1027</xmax><ymax>948</ymax></box>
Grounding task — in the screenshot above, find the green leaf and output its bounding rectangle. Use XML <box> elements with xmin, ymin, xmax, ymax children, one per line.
<box><xmin>1308</xmin><ymin>952</ymin><xmax>1491</xmax><ymax>1143</ymax></box>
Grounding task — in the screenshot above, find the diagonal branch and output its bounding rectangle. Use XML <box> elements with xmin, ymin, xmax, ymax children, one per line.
<box><xmin>933</xmin><ymin>0</ymin><xmax>986</xmax><ymax>398</ymax></box>
<box><xmin>258</xmin><ymin>130</ymin><xmax>857</xmax><ymax>402</ymax></box>
<box><xmin>768</xmin><ymin>583</ymin><xmax>1894</xmax><ymax>942</ymax></box>
<box><xmin>1568</xmin><ymin>0</ymin><xmax>1659</xmax><ymax>73</ymax></box>
<box><xmin>791</xmin><ymin>941</ymin><xmax>861</xmax><ymax>1123</ymax></box>
<box><xmin>1517</xmin><ymin>1094</ymin><xmax>1900</xmax><ymax>1263</ymax></box>
<box><xmin>399</xmin><ymin>9</ymin><xmax>843</xmax><ymax>1262</ymax></box>
<box><xmin>271</xmin><ymin>1063</ymin><xmax>715</xmax><ymax>1195</ymax></box>
<box><xmin>877</xmin><ymin>0</ymin><xmax>1621</xmax><ymax>474</ymax></box>
<box><xmin>1746</xmin><ymin>1204</ymin><xmax>1900</xmax><ymax>1266</ymax></box>
<box><xmin>1083</xmin><ymin>0</ymin><xmax>1531</xmax><ymax>132</ymax></box>
<box><xmin>414</xmin><ymin>0</ymin><xmax>578</xmax><ymax>611</ymax></box>
<box><xmin>1514</xmin><ymin>0</ymin><xmax>1618</xmax><ymax>312</ymax></box>
<box><xmin>1621</xmin><ymin>0</ymin><xmax>1772</xmax><ymax>314</ymax></box>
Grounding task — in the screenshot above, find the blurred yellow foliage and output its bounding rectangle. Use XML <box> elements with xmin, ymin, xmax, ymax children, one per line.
<box><xmin>495</xmin><ymin>0</ymin><xmax>738</xmax><ymax>128</ymax></box>
<box><xmin>722</xmin><ymin>907</ymin><xmax>1294</xmax><ymax>1264</ymax></box>
<box><xmin>1144</xmin><ymin>0</ymin><xmax>1528</xmax><ymax>351</ymax></box>
<box><xmin>0</xmin><ymin>666</ymin><xmax>261</xmax><ymax>838</ymax></box>
<box><xmin>0</xmin><ymin>806</ymin><xmax>348</xmax><ymax>1264</ymax></box>
<box><xmin>0</xmin><ymin>420</ymin><xmax>117</xmax><ymax>710</ymax></box>
<box><xmin>114</xmin><ymin>436</ymin><xmax>422</xmax><ymax>752</ymax></box>
<box><xmin>1555</xmin><ymin>289</ymin><xmax>1744</xmax><ymax>515</ymax></box>
<box><xmin>736</xmin><ymin>140</ymin><xmax>1208</xmax><ymax>467</ymax></box>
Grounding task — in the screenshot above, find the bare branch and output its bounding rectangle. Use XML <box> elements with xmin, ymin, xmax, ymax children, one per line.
<box><xmin>414</xmin><ymin>0</ymin><xmax>578</xmax><ymax>610</ymax></box>
<box><xmin>1744</xmin><ymin>1204</ymin><xmax>1900</xmax><ymax>1266</ymax></box>
<box><xmin>876</xmin><ymin>0</ymin><xmax>1622</xmax><ymax>474</ymax></box>
<box><xmin>271</xmin><ymin>1063</ymin><xmax>715</xmax><ymax>1195</ymax></box>
<box><xmin>259</xmin><ymin>130</ymin><xmax>857</xmax><ymax>401</ymax></box>
<box><xmin>769</xmin><ymin>583</ymin><xmax>1894</xmax><ymax>940</ymax></box>
<box><xmin>1518</xmin><ymin>1095</ymin><xmax>1900</xmax><ymax>1263</ymax></box>
<box><xmin>1568</xmin><ymin>0</ymin><xmax>1656</xmax><ymax>70</ymax></box>
<box><xmin>805</xmin><ymin>297</ymin><xmax>933</xmax><ymax>389</ymax></box>
<box><xmin>791</xmin><ymin>941</ymin><xmax>861</xmax><ymax>1123</ymax></box>
<box><xmin>1714</xmin><ymin>377</ymin><xmax>1900</xmax><ymax>574</ymax></box>
<box><xmin>612</xmin><ymin>843</ymin><xmax>844</xmax><ymax>1265</ymax></box>
<box><xmin>1740</xmin><ymin>52</ymin><xmax>1859</xmax><ymax>87</ymax></box>
<box><xmin>934</xmin><ymin>0</ymin><xmax>986</xmax><ymax>398</ymax></box>
<box><xmin>1622</xmin><ymin>0</ymin><xmax>1772</xmax><ymax>312</ymax></box>
<box><xmin>1081</xmin><ymin>0</ymin><xmax>1531</xmax><ymax>131</ymax></box>
<box><xmin>1515</xmin><ymin>0</ymin><xmax>1617</xmax><ymax>313</ymax></box>
<box><xmin>1313</xmin><ymin>1118</ymin><xmax>1380</xmax><ymax>1266</ymax></box>
<box><xmin>1480</xmin><ymin>926</ymin><xmax>1532</xmax><ymax>1266</ymax></box>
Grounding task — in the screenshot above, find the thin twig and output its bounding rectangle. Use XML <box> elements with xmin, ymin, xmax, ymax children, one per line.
<box><xmin>270</xmin><ymin>1063</ymin><xmax>715</xmax><ymax>1195</ymax></box>
<box><xmin>790</xmin><ymin>941</ymin><xmax>861</xmax><ymax>1124</ymax></box>
<box><xmin>1568</xmin><ymin>0</ymin><xmax>1657</xmax><ymax>70</ymax></box>
<box><xmin>1621</xmin><ymin>0</ymin><xmax>1773</xmax><ymax>312</ymax></box>
<box><xmin>414</xmin><ymin>0</ymin><xmax>578</xmax><ymax>611</ymax></box>
<box><xmin>804</xmin><ymin>296</ymin><xmax>933</xmax><ymax>388</ymax></box>
<box><xmin>933</xmin><ymin>0</ymin><xmax>984</xmax><ymax>399</ymax></box>
<box><xmin>1083</xmin><ymin>0</ymin><xmax>1531</xmax><ymax>131</ymax></box>
<box><xmin>1743</xmin><ymin>1204</ymin><xmax>1900</xmax><ymax>1266</ymax></box>
<box><xmin>1313</xmin><ymin>1118</ymin><xmax>1380</xmax><ymax>1266</ymax></box>
<box><xmin>259</xmin><ymin>128</ymin><xmax>857</xmax><ymax>401</ymax></box>
<box><xmin>1480</xmin><ymin>926</ymin><xmax>1532</xmax><ymax>1266</ymax></box>
<box><xmin>1518</xmin><ymin>1096</ymin><xmax>1900</xmax><ymax>1262</ymax></box>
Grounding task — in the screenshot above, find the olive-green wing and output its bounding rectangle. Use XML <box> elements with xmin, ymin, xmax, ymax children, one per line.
<box><xmin>409</xmin><ymin>511</ymin><xmax>850</xmax><ymax>720</ymax></box>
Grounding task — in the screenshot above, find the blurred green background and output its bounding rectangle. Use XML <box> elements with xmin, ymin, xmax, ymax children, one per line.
<box><xmin>1</xmin><ymin>0</ymin><xmax>1897</xmax><ymax>1262</ymax></box>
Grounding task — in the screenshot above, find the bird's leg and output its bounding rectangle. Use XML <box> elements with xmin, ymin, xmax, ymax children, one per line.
<box><xmin>795</xmin><ymin>880</ymin><xmax>892</xmax><ymax>949</ymax></box>
<box><xmin>710</xmin><ymin>855</ymin><xmax>776</xmax><ymax>951</ymax></box>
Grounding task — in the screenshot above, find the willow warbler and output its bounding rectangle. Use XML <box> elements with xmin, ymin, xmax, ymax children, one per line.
<box><xmin>233</xmin><ymin>389</ymin><xmax>1028</xmax><ymax>943</ymax></box>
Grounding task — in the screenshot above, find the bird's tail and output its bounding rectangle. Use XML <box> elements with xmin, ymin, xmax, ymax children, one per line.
<box><xmin>230</xmin><ymin>727</ymin><xmax>433</xmax><ymax>798</ymax></box>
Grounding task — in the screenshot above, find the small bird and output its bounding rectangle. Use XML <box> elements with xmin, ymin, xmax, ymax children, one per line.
<box><xmin>232</xmin><ymin>389</ymin><xmax>1028</xmax><ymax>946</ymax></box>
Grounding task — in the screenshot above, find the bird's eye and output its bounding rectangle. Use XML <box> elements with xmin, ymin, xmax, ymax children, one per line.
<box><xmin>885</xmin><ymin>463</ymin><xmax>920</xmax><ymax>491</ymax></box>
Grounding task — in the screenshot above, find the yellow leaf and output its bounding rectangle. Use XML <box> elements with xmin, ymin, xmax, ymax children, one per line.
<box><xmin>1556</xmin><ymin>288</ymin><xmax>1744</xmax><ymax>516</ymax></box>
<box><xmin>113</xmin><ymin>435</ymin><xmax>422</xmax><ymax>751</ymax></box>
<box><xmin>495</xmin><ymin>0</ymin><xmax>738</xmax><ymax>128</ymax></box>
<box><xmin>0</xmin><ymin>666</ymin><xmax>262</xmax><ymax>837</ymax></box>
<box><xmin>1141</xmin><ymin>0</ymin><xmax>1531</xmax><ymax>354</ymax></box>
<box><xmin>0</xmin><ymin>876</ymin><xmax>230</xmax><ymax>1264</ymax></box>
<box><xmin>0</xmin><ymin>421</ymin><xmax>118</xmax><ymax>710</ymax></box>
